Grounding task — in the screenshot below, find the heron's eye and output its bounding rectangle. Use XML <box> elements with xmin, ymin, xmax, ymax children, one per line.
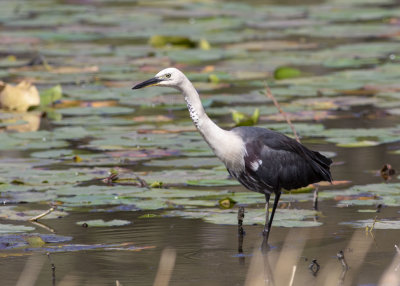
<box><xmin>165</xmin><ymin>73</ymin><xmax>171</xmax><ymax>79</ymax></box>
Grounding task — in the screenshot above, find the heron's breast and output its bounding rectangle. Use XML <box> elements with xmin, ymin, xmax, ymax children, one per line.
<box><xmin>197</xmin><ymin>119</ymin><xmax>246</xmax><ymax>173</ymax></box>
<box><xmin>213</xmin><ymin>132</ymin><xmax>246</xmax><ymax>174</ymax></box>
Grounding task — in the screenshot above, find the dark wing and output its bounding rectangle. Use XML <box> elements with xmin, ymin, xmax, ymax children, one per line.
<box><xmin>233</xmin><ymin>127</ymin><xmax>332</xmax><ymax>192</ymax></box>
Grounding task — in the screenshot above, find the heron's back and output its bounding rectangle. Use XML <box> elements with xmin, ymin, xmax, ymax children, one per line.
<box><xmin>231</xmin><ymin>126</ymin><xmax>332</xmax><ymax>193</ymax></box>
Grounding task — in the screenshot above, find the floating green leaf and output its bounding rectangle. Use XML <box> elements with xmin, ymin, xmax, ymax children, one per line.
<box><xmin>274</xmin><ymin>66</ymin><xmax>302</xmax><ymax>80</ymax></box>
<box><xmin>149</xmin><ymin>35</ymin><xmax>197</xmax><ymax>48</ymax></box>
<box><xmin>232</xmin><ymin>108</ymin><xmax>259</xmax><ymax>127</ymax></box>
<box><xmin>218</xmin><ymin>197</ymin><xmax>237</xmax><ymax>209</ymax></box>
<box><xmin>39</xmin><ymin>84</ymin><xmax>62</xmax><ymax>106</ymax></box>
<box><xmin>25</xmin><ymin>236</ymin><xmax>46</xmax><ymax>247</ymax></box>
<box><xmin>0</xmin><ymin>224</ymin><xmax>35</xmax><ymax>234</ymax></box>
<box><xmin>76</xmin><ymin>219</ymin><xmax>131</xmax><ymax>227</ymax></box>
<box><xmin>164</xmin><ymin>208</ymin><xmax>321</xmax><ymax>227</ymax></box>
<box><xmin>149</xmin><ymin>181</ymin><xmax>163</xmax><ymax>188</ymax></box>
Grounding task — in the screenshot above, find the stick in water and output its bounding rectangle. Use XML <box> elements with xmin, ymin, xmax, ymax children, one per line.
<box><xmin>29</xmin><ymin>207</ymin><xmax>55</xmax><ymax>221</ymax></box>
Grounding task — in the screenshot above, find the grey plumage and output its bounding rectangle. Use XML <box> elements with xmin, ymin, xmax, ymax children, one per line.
<box><xmin>132</xmin><ymin>67</ymin><xmax>333</xmax><ymax>243</ymax></box>
<box><xmin>231</xmin><ymin>127</ymin><xmax>332</xmax><ymax>195</ymax></box>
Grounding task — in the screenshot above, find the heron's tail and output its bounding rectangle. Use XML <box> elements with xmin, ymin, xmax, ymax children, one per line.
<box><xmin>311</xmin><ymin>151</ymin><xmax>333</xmax><ymax>183</ymax></box>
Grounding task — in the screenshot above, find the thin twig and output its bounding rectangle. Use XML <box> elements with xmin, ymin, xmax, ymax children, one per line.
<box><xmin>131</xmin><ymin>171</ymin><xmax>149</xmax><ymax>189</ymax></box>
<box><xmin>395</xmin><ymin>244</ymin><xmax>400</xmax><ymax>255</ymax></box>
<box><xmin>29</xmin><ymin>207</ymin><xmax>55</xmax><ymax>221</ymax></box>
<box><xmin>366</xmin><ymin>215</ymin><xmax>378</xmax><ymax>234</ymax></box>
<box><xmin>264</xmin><ymin>82</ymin><xmax>300</xmax><ymax>143</ymax></box>
<box><xmin>370</xmin><ymin>215</ymin><xmax>378</xmax><ymax>232</ymax></box>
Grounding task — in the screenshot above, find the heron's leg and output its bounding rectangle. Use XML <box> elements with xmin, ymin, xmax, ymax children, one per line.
<box><xmin>237</xmin><ymin>206</ymin><xmax>245</xmax><ymax>264</ymax></box>
<box><xmin>262</xmin><ymin>194</ymin><xmax>271</xmax><ymax>237</ymax></box>
<box><xmin>268</xmin><ymin>192</ymin><xmax>281</xmax><ymax>233</ymax></box>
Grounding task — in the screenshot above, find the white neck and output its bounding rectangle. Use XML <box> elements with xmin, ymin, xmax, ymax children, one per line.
<box><xmin>178</xmin><ymin>77</ymin><xmax>246</xmax><ymax>173</ymax></box>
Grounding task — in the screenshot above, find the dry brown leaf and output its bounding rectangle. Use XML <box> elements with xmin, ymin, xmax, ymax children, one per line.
<box><xmin>226</xmin><ymin>40</ymin><xmax>318</xmax><ymax>51</ymax></box>
<box><xmin>132</xmin><ymin>115</ymin><xmax>172</xmax><ymax>123</ymax></box>
<box><xmin>53</xmin><ymin>99</ymin><xmax>82</xmax><ymax>108</ymax></box>
<box><xmin>263</xmin><ymin>110</ymin><xmax>339</xmax><ymax>122</ymax></box>
<box><xmin>81</xmin><ymin>100</ymin><xmax>117</xmax><ymax>108</ymax></box>
<box><xmin>0</xmin><ymin>81</ymin><xmax>40</xmax><ymax>112</ymax></box>
<box><xmin>202</xmin><ymin>65</ymin><xmax>215</xmax><ymax>73</ymax></box>
<box><xmin>50</xmin><ymin>65</ymin><xmax>99</xmax><ymax>74</ymax></box>
<box><xmin>334</xmin><ymin>195</ymin><xmax>378</xmax><ymax>201</ymax></box>
<box><xmin>380</xmin><ymin>164</ymin><xmax>396</xmax><ymax>182</ymax></box>
<box><xmin>53</xmin><ymin>100</ymin><xmax>117</xmax><ymax>108</ymax></box>
<box><xmin>137</xmin><ymin>126</ymin><xmax>195</xmax><ymax>134</ymax></box>
<box><xmin>317</xmin><ymin>180</ymin><xmax>351</xmax><ymax>187</ymax></box>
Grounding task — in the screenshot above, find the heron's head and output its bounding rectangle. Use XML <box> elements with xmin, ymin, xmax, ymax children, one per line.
<box><xmin>132</xmin><ymin>67</ymin><xmax>185</xmax><ymax>90</ymax></box>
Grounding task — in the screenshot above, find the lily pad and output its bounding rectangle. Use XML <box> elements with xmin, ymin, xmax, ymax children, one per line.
<box><xmin>0</xmin><ymin>223</ymin><xmax>35</xmax><ymax>234</ymax></box>
<box><xmin>39</xmin><ymin>84</ymin><xmax>63</xmax><ymax>106</ymax></box>
<box><xmin>164</xmin><ymin>208</ymin><xmax>322</xmax><ymax>227</ymax></box>
<box><xmin>57</xmin><ymin>106</ymin><xmax>135</xmax><ymax>116</ymax></box>
<box><xmin>341</xmin><ymin>219</ymin><xmax>400</xmax><ymax>230</ymax></box>
<box><xmin>0</xmin><ymin>206</ymin><xmax>68</xmax><ymax>221</ymax></box>
<box><xmin>76</xmin><ymin>219</ymin><xmax>131</xmax><ymax>227</ymax></box>
<box><xmin>319</xmin><ymin>183</ymin><xmax>400</xmax><ymax>207</ymax></box>
<box><xmin>0</xmin><ymin>234</ymin><xmax>72</xmax><ymax>251</ymax></box>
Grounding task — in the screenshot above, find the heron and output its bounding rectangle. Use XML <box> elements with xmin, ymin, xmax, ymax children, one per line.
<box><xmin>132</xmin><ymin>67</ymin><xmax>332</xmax><ymax>242</ymax></box>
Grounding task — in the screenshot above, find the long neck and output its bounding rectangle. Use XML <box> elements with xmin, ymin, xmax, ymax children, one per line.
<box><xmin>178</xmin><ymin>78</ymin><xmax>246</xmax><ymax>173</ymax></box>
<box><xmin>179</xmin><ymin>77</ymin><xmax>223</xmax><ymax>139</ymax></box>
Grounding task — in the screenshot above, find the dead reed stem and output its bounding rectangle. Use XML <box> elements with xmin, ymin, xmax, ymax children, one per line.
<box><xmin>29</xmin><ymin>207</ymin><xmax>55</xmax><ymax>221</ymax></box>
<box><xmin>264</xmin><ymin>82</ymin><xmax>300</xmax><ymax>143</ymax></box>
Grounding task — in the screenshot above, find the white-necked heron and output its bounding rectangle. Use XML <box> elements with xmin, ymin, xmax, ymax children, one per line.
<box><xmin>132</xmin><ymin>67</ymin><xmax>332</xmax><ymax>241</ymax></box>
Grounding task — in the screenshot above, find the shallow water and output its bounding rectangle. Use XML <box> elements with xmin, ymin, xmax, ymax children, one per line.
<box><xmin>1</xmin><ymin>199</ymin><xmax>400</xmax><ymax>285</ymax></box>
<box><xmin>1</xmin><ymin>0</ymin><xmax>400</xmax><ymax>285</ymax></box>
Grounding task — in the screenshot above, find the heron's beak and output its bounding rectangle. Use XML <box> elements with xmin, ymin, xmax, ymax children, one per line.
<box><xmin>132</xmin><ymin>77</ymin><xmax>162</xmax><ymax>89</ymax></box>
